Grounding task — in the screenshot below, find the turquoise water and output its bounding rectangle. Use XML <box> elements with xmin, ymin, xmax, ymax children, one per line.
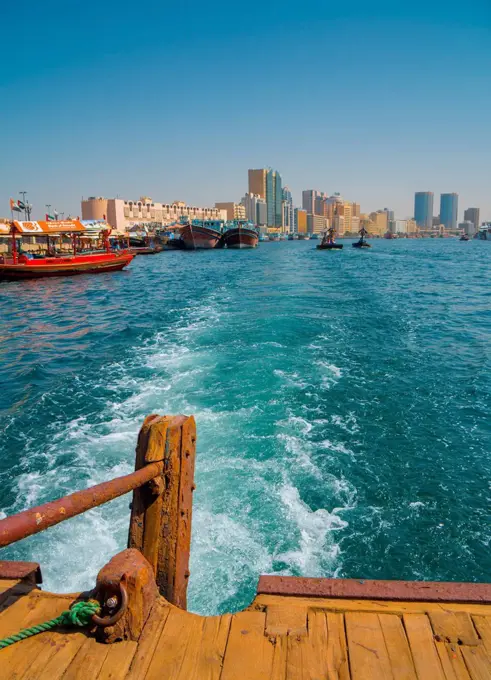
<box><xmin>0</xmin><ymin>240</ymin><xmax>490</xmax><ymax>615</ymax></box>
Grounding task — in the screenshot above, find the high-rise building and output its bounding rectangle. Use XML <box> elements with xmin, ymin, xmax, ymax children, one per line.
<box><xmin>302</xmin><ymin>190</ymin><xmax>327</xmax><ymax>215</ymax></box>
<box><xmin>352</xmin><ymin>203</ymin><xmax>360</xmax><ymax>218</ymax></box>
<box><xmin>440</xmin><ymin>193</ymin><xmax>458</xmax><ymax>229</ymax></box>
<box><xmin>250</xmin><ymin>168</ymin><xmax>282</xmax><ymax>227</ymax></box>
<box><xmin>459</xmin><ymin>220</ymin><xmax>476</xmax><ymax>236</ymax></box>
<box><xmin>295</xmin><ymin>209</ymin><xmax>308</xmax><ymax>233</ymax></box>
<box><xmin>215</xmin><ymin>202</ymin><xmax>246</xmax><ymax>221</ymax></box>
<box><xmin>414</xmin><ymin>192</ymin><xmax>434</xmax><ymax>229</ymax></box>
<box><xmin>248</xmin><ymin>169</ymin><xmax>267</xmax><ymax>198</ymax></box>
<box><xmin>463</xmin><ymin>207</ymin><xmax>480</xmax><ymax>232</ymax></box>
<box><xmin>307</xmin><ymin>214</ymin><xmax>328</xmax><ymax>234</ymax></box>
<box><xmin>241</xmin><ymin>193</ymin><xmax>267</xmax><ymax>225</ymax></box>
<box><xmin>282</xmin><ymin>186</ymin><xmax>295</xmax><ymax>233</ymax></box>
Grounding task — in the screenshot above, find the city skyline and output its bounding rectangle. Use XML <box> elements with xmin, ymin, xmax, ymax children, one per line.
<box><xmin>1</xmin><ymin>0</ymin><xmax>490</xmax><ymax>220</ymax></box>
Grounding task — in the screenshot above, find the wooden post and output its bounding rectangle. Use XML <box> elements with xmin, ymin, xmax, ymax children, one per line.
<box><xmin>128</xmin><ymin>414</ymin><xmax>196</xmax><ymax>609</ymax></box>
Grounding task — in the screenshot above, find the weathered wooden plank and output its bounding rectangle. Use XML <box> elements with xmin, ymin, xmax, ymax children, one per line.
<box><xmin>265</xmin><ymin>604</ymin><xmax>308</xmax><ymax>637</ymax></box>
<box><xmin>326</xmin><ymin>612</ymin><xmax>350</xmax><ymax>680</ymax></box>
<box><xmin>97</xmin><ymin>641</ymin><xmax>138</xmax><ymax>680</ymax></box>
<box><xmin>270</xmin><ymin>635</ymin><xmax>288</xmax><ymax>680</ymax></box>
<box><xmin>286</xmin><ymin>608</ymin><xmax>328</xmax><ymax>679</ymax></box>
<box><xmin>23</xmin><ymin>632</ymin><xmax>87</xmax><ymax>680</ymax></box>
<box><xmin>144</xmin><ymin>605</ymin><xmax>204</xmax><ymax>680</ymax></box>
<box><xmin>220</xmin><ymin>610</ymin><xmax>274</xmax><ymax>680</ymax></box>
<box><xmin>378</xmin><ymin>614</ymin><xmax>418</xmax><ymax>680</ymax></box>
<box><xmin>435</xmin><ymin>641</ymin><xmax>472</xmax><ymax>680</ymax></box>
<box><xmin>61</xmin><ymin>637</ymin><xmax>110</xmax><ymax>680</ymax></box>
<box><xmin>460</xmin><ymin>644</ymin><xmax>491</xmax><ymax>680</ymax></box>
<box><xmin>403</xmin><ymin>614</ymin><xmax>446</xmax><ymax>680</ymax></box>
<box><xmin>253</xmin><ymin>594</ymin><xmax>491</xmax><ymax>616</ymax></box>
<box><xmin>345</xmin><ymin>612</ymin><xmax>394</xmax><ymax>679</ymax></box>
<box><xmin>429</xmin><ymin>611</ymin><xmax>480</xmax><ymax>646</ymax></box>
<box><xmin>125</xmin><ymin>600</ymin><xmax>170</xmax><ymax>680</ymax></box>
<box><xmin>472</xmin><ymin>616</ymin><xmax>491</xmax><ymax>657</ymax></box>
<box><xmin>1</xmin><ymin>594</ymin><xmax>78</xmax><ymax>679</ymax></box>
<box><xmin>192</xmin><ymin>614</ymin><xmax>232</xmax><ymax>680</ymax></box>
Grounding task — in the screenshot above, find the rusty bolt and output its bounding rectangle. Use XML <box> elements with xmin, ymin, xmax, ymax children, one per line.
<box><xmin>106</xmin><ymin>596</ymin><xmax>119</xmax><ymax>609</ymax></box>
<box><xmin>184</xmin><ymin>570</ymin><xmax>190</xmax><ymax>579</ymax></box>
<box><xmin>191</xmin><ymin>483</ymin><xmax>196</xmax><ymax>492</ymax></box>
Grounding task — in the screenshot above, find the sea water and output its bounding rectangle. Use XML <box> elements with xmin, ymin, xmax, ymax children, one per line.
<box><xmin>0</xmin><ymin>239</ymin><xmax>490</xmax><ymax>615</ymax></box>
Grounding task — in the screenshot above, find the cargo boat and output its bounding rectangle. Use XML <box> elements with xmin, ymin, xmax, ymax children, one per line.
<box><xmin>0</xmin><ymin>220</ymin><xmax>134</xmax><ymax>280</ymax></box>
<box><xmin>180</xmin><ymin>220</ymin><xmax>223</xmax><ymax>249</ymax></box>
<box><xmin>222</xmin><ymin>221</ymin><xmax>259</xmax><ymax>249</ymax></box>
<box><xmin>0</xmin><ymin>413</ymin><xmax>489</xmax><ymax>678</ymax></box>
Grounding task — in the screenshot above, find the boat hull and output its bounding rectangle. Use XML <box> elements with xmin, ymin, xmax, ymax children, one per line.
<box><xmin>352</xmin><ymin>241</ymin><xmax>371</xmax><ymax>248</ymax></box>
<box><xmin>317</xmin><ymin>243</ymin><xmax>343</xmax><ymax>250</ymax></box>
<box><xmin>180</xmin><ymin>225</ymin><xmax>221</xmax><ymax>250</ymax></box>
<box><xmin>0</xmin><ymin>252</ymin><xmax>134</xmax><ymax>280</ymax></box>
<box><xmin>223</xmin><ymin>228</ymin><xmax>258</xmax><ymax>249</ymax></box>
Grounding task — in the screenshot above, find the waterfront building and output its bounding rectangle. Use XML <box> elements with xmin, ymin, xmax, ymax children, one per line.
<box><xmin>440</xmin><ymin>193</ymin><xmax>458</xmax><ymax>229</ymax></box>
<box><xmin>414</xmin><ymin>192</ymin><xmax>434</xmax><ymax>229</ymax></box>
<box><xmin>463</xmin><ymin>207</ymin><xmax>480</xmax><ymax>232</ymax></box>
<box><xmin>308</xmin><ymin>214</ymin><xmax>328</xmax><ymax>234</ymax></box>
<box><xmin>302</xmin><ymin>190</ymin><xmax>327</xmax><ymax>215</ymax></box>
<box><xmin>333</xmin><ymin>214</ymin><xmax>345</xmax><ymax>235</ymax></box>
<box><xmin>81</xmin><ymin>197</ymin><xmax>225</xmax><ymax>232</ymax></box>
<box><xmin>432</xmin><ymin>216</ymin><xmax>441</xmax><ymax>227</ymax></box>
<box><xmin>249</xmin><ymin>168</ymin><xmax>282</xmax><ymax>227</ymax></box>
<box><xmin>352</xmin><ymin>203</ymin><xmax>360</xmax><ymax>218</ymax></box>
<box><xmin>368</xmin><ymin>211</ymin><xmax>389</xmax><ymax>236</ymax></box>
<box><xmin>215</xmin><ymin>202</ymin><xmax>246</xmax><ymax>221</ymax></box>
<box><xmin>337</xmin><ymin>202</ymin><xmax>353</xmax><ymax>233</ymax></box>
<box><xmin>241</xmin><ymin>193</ymin><xmax>267</xmax><ymax>226</ymax></box>
<box><xmin>459</xmin><ymin>220</ymin><xmax>476</xmax><ymax>236</ymax></box>
<box><xmin>295</xmin><ymin>208</ymin><xmax>308</xmax><ymax>233</ymax></box>
<box><xmin>282</xmin><ymin>186</ymin><xmax>295</xmax><ymax>233</ymax></box>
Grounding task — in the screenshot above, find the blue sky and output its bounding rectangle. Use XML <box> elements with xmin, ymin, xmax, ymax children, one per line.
<box><xmin>1</xmin><ymin>0</ymin><xmax>490</xmax><ymax>220</ymax></box>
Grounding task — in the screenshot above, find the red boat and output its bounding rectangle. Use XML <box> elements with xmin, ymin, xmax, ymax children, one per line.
<box><xmin>0</xmin><ymin>220</ymin><xmax>134</xmax><ymax>281</ymax></box>
<box><xmin>222</xmin><ymin>223</ymin><xmax>259</xmax><ymax>249</ymax></box>
<box><xmin>180</xmin><ymin>221</ymin><xmax>223</xmax><ymax>249</ymax></box>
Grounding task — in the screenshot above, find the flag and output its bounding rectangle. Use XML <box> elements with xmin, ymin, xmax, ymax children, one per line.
<box><xmin>10</xmin><ymin>198</ymin><xmax>22</xmax><ymax>212</ymax></box>
<box><xmin>17</xmin><ymin>200</ymin><xmax>26</xmax><ymax>210</ymax></box>
<box><xmin>46</xmin><ymin>213</ymin><xmax>55</xmax><ymax>221</ymax></box>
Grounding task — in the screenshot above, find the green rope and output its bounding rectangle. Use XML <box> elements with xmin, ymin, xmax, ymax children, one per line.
<box><xmin>0</xmin><ymin>599</ymin><xmax>101</xmax><ymax>650</ymax></box>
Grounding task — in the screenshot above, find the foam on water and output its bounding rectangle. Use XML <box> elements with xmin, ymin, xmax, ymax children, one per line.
<box><xmin>1</xmin><ymin>240</ymin><xmax>490</xmax><ymax>610</ymax></box>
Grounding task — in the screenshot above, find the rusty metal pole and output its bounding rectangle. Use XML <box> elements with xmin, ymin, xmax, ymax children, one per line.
<box><xmin>0</xmin><ymin>461</ymin><xmax>163</xmax><ymax>549</ymax></box>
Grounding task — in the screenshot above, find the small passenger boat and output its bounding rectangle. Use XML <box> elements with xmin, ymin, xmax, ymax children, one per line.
<box><xmin>222</xmin><ymin>221</ymin><xmax>259</xmax><ymax>249</ymax></box>
<box><xmin>353</xmin><ymin>226</ymin><xmax>372</xmax><ymax>248</ymax></box>
<box><xmin>317</xmin><ymin>227</ymin><xmax>343</xmax><ymax>250</ymax></box>
<box><xmin>0</xmin><ymin>220</ymin><xmax>134</xmax><ymax>280</ymax></box>
<box><xmin>459</xmin><ymin>234</ymin><xmax>470</xmax><ymax>241</ymax></box>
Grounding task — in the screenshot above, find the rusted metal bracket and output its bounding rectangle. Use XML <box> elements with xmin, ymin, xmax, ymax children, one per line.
<box><xmin>128</xmin><ymin>415</ymin><xmax>196</xmax><ymax>609</ymax></box>
<box><xmin>94</xmin><ymin>548</ymin><xmax>159</xmax><ymax>643</ymax></box>
<box><xmin>0</xmin><ymin>560</ymin><xmax>42</xmax><ymax>584</ymax></box>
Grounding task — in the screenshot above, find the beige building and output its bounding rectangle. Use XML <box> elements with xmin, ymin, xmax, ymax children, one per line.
<box><xmin>368</xmin><ymin>211</ymin><xmax>389</xmax><ymax>235</ymax></box>
<box><xmin>214</xmin><ymin>202</ymin><xmax>246</xmax><ymax>221</ymax></box>
<box><xmin>308</xmin><ymin>214</ymin><xmax>329</xmax><ymax>234</ymax></box>
<box><xmin>337</xmin><ymin>202</ymin><xmax>353</xmax><ymax>233</ymax></box>
<box><xmin>81</xmin><ymin>197</ymin><xmax>225</xmax><ymax>232</ymax></box>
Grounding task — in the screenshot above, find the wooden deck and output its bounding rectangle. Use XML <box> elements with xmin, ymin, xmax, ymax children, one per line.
<box><xmin>2</xmin><ymin>576</ymin><xmax>491</xmax><ymax>679</ymax></box>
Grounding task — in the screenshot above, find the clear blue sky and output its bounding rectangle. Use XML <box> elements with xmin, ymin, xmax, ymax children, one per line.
<box><xmin>1</xmin><ymin>0</ymin><xmax>490</xmax><ymax>221</ymax></box>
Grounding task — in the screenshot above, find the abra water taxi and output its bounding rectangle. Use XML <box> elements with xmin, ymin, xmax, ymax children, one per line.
<box><xmin>0</xmin><ymin>220</ymin><xmax>134</xmax><ymax>280</ymax></box>
<box><xmin>317</xmin><ymin>227</ymin><xmax>343</xmax><ymax>250</ymax></box>
<box><xmin>353</xmin><ymin>226</ymin><xmax>372</xmax><ymax>248</ymax></box>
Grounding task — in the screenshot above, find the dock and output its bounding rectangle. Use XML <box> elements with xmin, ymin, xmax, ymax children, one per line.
<box><xmin>0</xmin><ymin>415</ymin><xmax>490</xmax><ymax>679</ymax></box>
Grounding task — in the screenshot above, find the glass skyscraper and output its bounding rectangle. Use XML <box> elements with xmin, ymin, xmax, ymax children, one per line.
<box><xmin>414</xmin><ymin>192</ymin><xmax>434</xmax><ymax>228</ymax></box>
<box><xmin>265</xmin><ymin>169</ymin><xmax>282</xmax><ymax>227</ymax></box>
<box><xmin>440</xmin><ymin>193</ymin><xmax>458</xmax><ymax>229</ymax></box>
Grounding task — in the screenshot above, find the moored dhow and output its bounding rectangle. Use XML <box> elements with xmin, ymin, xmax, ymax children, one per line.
<box><xmin>180</xmin><ymin>219</ymin><xmax>223</xmax><ymax>249</ymax></box>
<box><xmin>222</xmin><ymin>221</ymin><xmax>259</xmax><ymax>249</ymax></box>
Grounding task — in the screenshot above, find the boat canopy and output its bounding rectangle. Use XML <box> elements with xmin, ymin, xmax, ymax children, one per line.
<box><xmin>11</xmin><ymin>220</ymin><xmax>86</xmax><ymax>235</ymax></box>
